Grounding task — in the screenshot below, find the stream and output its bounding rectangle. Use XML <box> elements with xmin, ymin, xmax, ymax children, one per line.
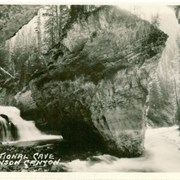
<box><xmin>1</xmin><ymin>106</ymin><xmax>180</xmax><ymax>172</ymax></box>
<box><xmin>0</xmin><ymin>106</ymin><xmax>180</xmax><ymax>172</ymax></box>
<box><xmin>64</xmin><ymin>126</ymin><xmax>180</xmax><ymax>172</ymax></box>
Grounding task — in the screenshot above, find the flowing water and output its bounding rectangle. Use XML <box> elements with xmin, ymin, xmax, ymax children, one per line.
<box><xmin>64</xmin><ymin>126</ymin><xmax>180</xmax><ymax>172</ymax></box>
<box><xmin>0</xmin><ymin>106</ymin><xmax>62</xmax><ymax>145</ymax></box>
<box><xmin>1</xmin><ymin>107</ymin><xmax>179</xmax><ymax>172</ymax></box>
<box><xmin>0</xmin><ymin>116</ymin><xmax>11</xmax><ymax>142</ymax></box>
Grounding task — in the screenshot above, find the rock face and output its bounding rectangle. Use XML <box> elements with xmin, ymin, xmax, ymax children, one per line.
<box><xmin>14</xmin><ymin>90</ymin><xmax>43</xmax><ymax>121</ymax></box>
<box><xmin>0</xmin><ymin>5</ymin><xmax>40</xmax><ymax>45</ymax></box>
<box><xmin>0</xmin><ymin>5</ymin><xmax>41</xmax><ymax>117</ymax></box>
<box><xmin>0</xmin><ymin>88</ymin><xmax>15</xmax><ymax>106</ymax></box>
<box><xmin>30</xmin><ymin>6</ymin><xmax>167</xmax><ymax>156</ymax></box>
<box><xmin>147</xmin><ymin>78</ymin><xmax>176</xmax><ymax>127</ymax></box>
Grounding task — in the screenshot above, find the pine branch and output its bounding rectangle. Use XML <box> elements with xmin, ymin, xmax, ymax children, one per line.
<box><xmin>0</xmin><ymin>66</ymin><xmax>15</xmax><ymax>79</ymax></box>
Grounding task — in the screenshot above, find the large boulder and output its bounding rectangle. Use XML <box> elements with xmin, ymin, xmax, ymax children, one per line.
<box><xmin>14</xmin><ymin>90</ymin><xmax>43</xmax><ymax>122</ymax></box>
<box><xmin>30</xmin><ymin>6</ymin><xmax>167</xmax><ymax>156</ymax></box>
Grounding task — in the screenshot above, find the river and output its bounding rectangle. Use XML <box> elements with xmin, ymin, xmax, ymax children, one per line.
<box><xmin>64</xmin><ymin>126</ymin><xmax>180</xmax><ymax>172</ymax></box>
<box><xmin>1</xmin><ymin>106</ymin><xmax>180</xmax><ymax>172</ymax></box>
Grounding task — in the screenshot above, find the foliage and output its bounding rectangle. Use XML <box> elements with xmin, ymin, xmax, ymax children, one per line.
<box><xmin>150</xmin><ymin>13</ymin><xmax>160</xmax><ymax>28</ymax></box>
<box><xmin>43</xmin><ymin>5</ymin><xmax>61</xmax><ymax>50</ymax></box>
<box><xmin>147</xmin><ymin>73</ymin><xmax>176</xmax><ymax>126</ymax></box>
<box><xmin>0</xmin><ymin>5</ymin><xmax>40</xmax><ymax>45</ymax></box>
<box><xmin>0</xmin><ymin>6</ymin><xmax>49</xmax><ymax>91</ymax></box>
<box><xmin>0</xmin><ymin>5</ymin><xmax>100</xmax><ymax>92</ymax></box>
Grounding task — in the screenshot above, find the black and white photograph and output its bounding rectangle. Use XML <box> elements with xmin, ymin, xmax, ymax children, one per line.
<box><xmin>0</xmin><ymin>1</ymin><xmax>180</xmax><ymax>176</ymax></box>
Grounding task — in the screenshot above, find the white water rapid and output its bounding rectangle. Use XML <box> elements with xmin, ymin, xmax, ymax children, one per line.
<box><xmin>64</xmin><ymin>126</ymin><xmax>180</xmax><ymax>172</ymax></box>
<box><xmin>0</xmin><ymin>116</ymin><xmax>11</xmax><ymax>142</ymax></box>
<box><xmin>0</xmin><ymin>106</ymin><xmax>62</xmax><ymax>145</ymax></box>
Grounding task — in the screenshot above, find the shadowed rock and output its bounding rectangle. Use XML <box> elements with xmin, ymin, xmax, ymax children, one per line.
<box><xmin>0</xmin><ymin>114</ymin><xmax>19</xmax><ymax>141</ymax></box>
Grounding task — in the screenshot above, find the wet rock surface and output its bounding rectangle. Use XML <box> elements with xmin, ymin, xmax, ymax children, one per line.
<box><xmin>14</xmin><ymin>90</ymin><xmax>43</xmax><ymax>121</ymax></box>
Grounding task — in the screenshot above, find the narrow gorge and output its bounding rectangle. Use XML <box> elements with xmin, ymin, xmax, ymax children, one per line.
<box><xmin>0</xmin><ymin>4</ymin><xmax>180</xmax><ymax>172</ymax></box>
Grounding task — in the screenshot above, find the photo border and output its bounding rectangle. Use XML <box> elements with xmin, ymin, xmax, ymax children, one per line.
<box><xmin>0</xmin><ymin>0</ymin><xmax>180</xmax><ymax>179</ymax></box>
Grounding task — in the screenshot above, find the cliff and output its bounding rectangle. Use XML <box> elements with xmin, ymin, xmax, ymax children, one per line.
<box><xmin>0</xmin><ymin>5</ymin><xmax>40</xmax><ymax>45</ymax></box>
<box><xmin>0</xmin><ymin>5</ymin><xmax>41</xmax><ymax>121</ymax></box>
<box><xmin>27</xmin><ymin>6</ymin><xmax>167</xmax><ymax>156</ymax></box>
<box><xmin>147</xmin><ymin>77</ymin><xmax>176</xmax><ymax>127</ymax></box>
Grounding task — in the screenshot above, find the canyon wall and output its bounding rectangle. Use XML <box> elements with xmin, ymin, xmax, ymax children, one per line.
<box><xmin>28</xmin><ymin>6</ymin><xmax>167</xmax><ymax>156</ymax></box>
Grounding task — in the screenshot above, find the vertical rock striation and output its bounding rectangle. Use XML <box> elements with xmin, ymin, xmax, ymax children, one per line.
<box><xmin>29</xmin><ymin>6</ymin><xmax>167</xmax><ymax>156</ymax></box>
